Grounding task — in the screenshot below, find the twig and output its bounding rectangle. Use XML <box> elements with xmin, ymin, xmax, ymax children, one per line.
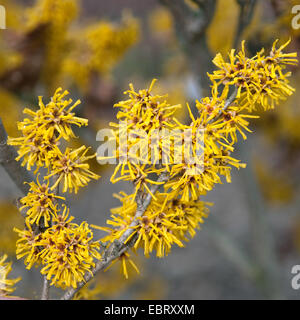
<box><xmin>0</xmin><ymin>118</ymin><xmax>34</xmax><ymax>194</ymax></box>
<box><xmin>41</xmin><ymin>276</ymin><xmax>50</xmax><ymax>300</ymax></box>
<box><xmin>160</xmin><ymin>0</ymin><xmax>216</xmax><ymax>94</ymax></box>
<box><xmin>233</xmin><ymin>0</ymin><xmax>257</xmax><ymax>50</ymax></box>
<box><xmin>224</xmin><ymin>87</ymin><xmax>239</xmax><ymax>110</ymax></box>
<box><xmin>61</xmin><ymin>172</ymin><xmax>169</xmax><ymax>300</ymax></box>
<box><xmin>208</xmin><ymin>87</ymin><xmax>238</xmax><ymax>124</ymax></box>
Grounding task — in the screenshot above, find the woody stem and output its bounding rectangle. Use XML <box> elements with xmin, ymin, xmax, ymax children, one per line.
<box><xmin>41</xmin><ymin>276</ymin><xmax>50</xmax><ymax>300</ymax></box>
<box><xmin>0</xmin><ymin>118</ymin><xmax>34</xmax><ymax>194</ymax></box>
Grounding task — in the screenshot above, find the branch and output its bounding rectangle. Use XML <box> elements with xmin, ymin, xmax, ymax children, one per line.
<box><xmin>233</xmin><ymin>0</ymin><xmax>257</xmax><ymax>49</ymax></box>
<box><xmin>61</xmin><ymin>172</ymin><xmax>169</xmax><ymax>300</ymax></box>
<box><xmin>41</xmin><ymin>276</ymin><xmax>50</xmax><ymax>300</ymax></box>
<box><xmin>208</xmin><ymin>86</ymin><xmax>239</xmax><ymax>124</ymax></box>
<box><xmin>160</xmin><ymin>0</ymin><xmax>216</xmax><ymax>93</ymax></box>
<box><xmin>0</xmin><ymin>118</ymin><xmax>34</xmax><ymax>195</ymax></box>
<box><xmin>61</xmin><ymin>82</ymin><xmax>241</xmax><ymax>300</ymax></box>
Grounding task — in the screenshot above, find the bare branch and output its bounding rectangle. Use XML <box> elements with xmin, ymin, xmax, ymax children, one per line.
<box><xmin>41</xmin><ymin>276</ymin><xmax>50</xmax><ymax>300</ymax></box>
<box><xmin>160</xmin><ymin>0</ymin><xmax>216</xmax><ymax>93</ymax></box>
<box><xmin>0</xmin><ymin>118</ymin><xmax>34</xmax><ymax>195</ymax></box>
<box><xmin>233</xmin><ymin>0</ymin><xmax>257</xmax><ymax>49</ymax></box>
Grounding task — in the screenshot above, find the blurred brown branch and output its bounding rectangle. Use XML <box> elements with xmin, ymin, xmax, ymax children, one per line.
<box><xmin>0</xmin><ymin>24</ymin><xmax>47</xmax><ymax>92</ymax></box>
<box><xmin>160</xmin><ymin>0</ymin><xmax>216</xmax><ymax>93</ymax></box>
<box><xmin>233</xmin><ymin>0</ymin><xmax>257</xmax><ymax>49</ymax></box>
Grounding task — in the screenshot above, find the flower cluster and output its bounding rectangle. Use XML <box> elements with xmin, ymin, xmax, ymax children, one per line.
<box><xmin>96</xmin><ymin>39</ymin><xmax>297</xmax><ymax>266</ymax></box>
<box><xmin>8</xmin><ymin>87</ymin><xmax>99</xmax><ymax>192</ymax></box>
<box><xmin>95</xmin><ymin>192</ymin><xmax>210</xmax><ymax>258</ymax></box>
<box><xmin>19</xmin><ymin>178</ymin><xmax>64</xmax><ymax>227</ymax></box>
<box><xmin>45</xmin><ymin>146</ymin><xmax>100</xmax><ymax>194</ymax></box>
<box><xmin>4</xmin><ymin>38</ymin><xmax>297</xmax><ymax>296</ymax></box>
<box><xmin>15</xmin><ymin>208</ymin><xmax>100</xmax><ymax>289</ymax></box>
<box><xmin>100</xmin><ymin>79</ymin><xmax>181</xmax><ymax>200</ymax></box>
<box><xmin>209</xmin><ymin>40</ymin><xmax>297</xmax><ymax>111</ymax></box>
<box><xmin>11</xmin><ymin>87</ymin><xmax>101</xmax><ymax>289</ymax></box>
<box><xmin>0</xmin><ymin>254</ymin><xmax>21</xmax><ymax>297</ymax></box>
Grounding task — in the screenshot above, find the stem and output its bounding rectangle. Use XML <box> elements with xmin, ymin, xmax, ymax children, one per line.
<box><xmin>233</xmin><ymin>0</ymin><xmax>257</xmax><ymax>50</ymax></box>
<box><xmin>0</xmin><ymin>118</ymin><xmax>34</xmax><ymax>195</ymax></box>
<box><xmin>208</xmin><ymin>86</ymin><xmax>238</xmax><ymax>124</ymax></box>
<box><xmin>160</xmin><ymin>0</ymin><xmax>216</xmax><ymax>94</ymax></box>
<box><xmin>41</xmin><ymin>276</ymin><xmax>50</xmax><ymax>300</ymax></box>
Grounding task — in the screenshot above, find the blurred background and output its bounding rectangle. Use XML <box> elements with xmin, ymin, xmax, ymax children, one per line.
<box><xmin>0</xmin><ymin>0</ymin><xmax>300</xmax><ymax>299</ymax></box>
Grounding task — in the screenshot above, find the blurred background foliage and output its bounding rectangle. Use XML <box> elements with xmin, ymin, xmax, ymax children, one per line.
<box><xmin>0</xmin><ymin>0</ymin><xmax>300</xmax><ymax>299</ymax></box>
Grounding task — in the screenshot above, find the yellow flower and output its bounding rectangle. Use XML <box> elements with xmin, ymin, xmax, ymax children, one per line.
<box><xmin>20</xmin><ymin>177</ymin><xmax>65</xmax><ymax>227</ymax></box>
<box><xmin>0</xmin><ymin>255</ymin><xmax>21</xmax><ymax>297</ymax></box>
<box><xmin>213</xmin><ymin>107</ymin><xmax>259</xmax><ymax>142</ymax></box>
<box><xmin>36</xmin><ymin>88</ymin><xmax>88</xmax><ymax>140</ymax></box>
<box><xmin>38</xmin><ymin>219</ymin><xmax>101</xmax><ymax>289</ymax></box>
<box><xmin>113</xmin><ymin>79</ymin><xmax>180</xmax><ymax>132</ymax></box>
<box><xmin>105</xmin><ymin>251</ymin><xmax>139</xmax><ymax>280</ymax></box>
<box><xmin>208</xmin><ymin>39</ymin><xmax>297</xmax><ymax>112</ymax></box>
<box><xmin>19</xmin><ymin>88</ymin><xmax>87</xmax><ymax>141</ymax></box>
<box><xmin>195</xmin><ymin>83</ymin><xmax>229</xmax><ymax>122</ymax></box>
<box><xmin>94</xmin><ymin>192</ymin><xmax>210</xmax><ymax>258</ymax></box>
<box><xmin>14</xmin><ymin>226</ymin><xmax>42</xmax><ymax>269</ymax></box>
<box><xmin>100</xmin><ymin>79</ymin><xmax>181</xmax><ymax>199</ymax></box>
<box><xmin>15</xmin><ymin>207</ymin><xmax>101</xmax><ymax>289</ymax></box>
<box><xmin>8</xmin><ymin>87</ymin><xmax>88</xmax><ymax>170</ymax></box>
<box><xmin>45</xmin><ymin>145</ymin><xmax>100</xmax><ymax>194</ymax></box>
<box><xmin>8</xmin><ymin>127</ymin><xmax>60</xmax><ymax>171</ymax></box>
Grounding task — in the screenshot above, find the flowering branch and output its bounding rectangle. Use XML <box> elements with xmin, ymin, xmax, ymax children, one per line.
<box><xmin>0</xmin><ymin>118</ymin><xmax>34</xmax><ymax>195</ymax></box>
<box><xmin>61</xmin><ymin>172</ymin><xmax>169</xmax><ymax>300</ymax></box>
<box><xmin>3</xmin><ymin>38</ymin><xmax>296</xmax><ymax>300</ymax></box>
<box><xmin>61</xmin><ymin>79</ymin><xmax>240</xmax><ymax>300</ymax></box>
